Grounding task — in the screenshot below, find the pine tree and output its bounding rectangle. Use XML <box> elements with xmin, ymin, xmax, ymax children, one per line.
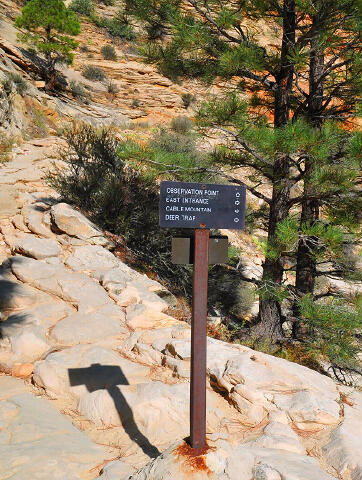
<box><xmin>15</xmin><ymin>0</ymin><xmax>81</xmax><ymax>89</ymax></box>
<box><xmin>122</xmin><ymin>1</ymin><xmax>362</xmax><ymax>343</ymax></box>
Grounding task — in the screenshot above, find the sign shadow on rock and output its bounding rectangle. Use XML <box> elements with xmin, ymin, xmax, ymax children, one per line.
<box><xmin>68</xmin><ymin>364</ymin><xmax>160</xmax><ymax>458</ymax></box>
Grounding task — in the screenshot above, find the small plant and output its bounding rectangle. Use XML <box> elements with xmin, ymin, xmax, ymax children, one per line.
<box><xmin>107</xmin><ymin>81</ymin><xmax>119</xmax><ymax>95</ymax></box>
<box><xmin>69</xmin><ymin>80</ymin><xmax>90</xmax><ymax>103</ymax></box>
<box><xmin>131</xmin><ymin>98</ymin><xmax>141</xmax><ymax>108</ymax></box>
<box><xmin>69</xmin><ymin>0</ymin><xmax>94</xmax><ymax>16</ymax></box>
<box><xmin>0</xmin><ymin>135</ymin><xmax>14</xmax><ymax>163</ymax></box>
<box><xmin>91</xmin><ymin>12</ymin><xmax>136</xmax><ymax>40</ymax></box>
<box><xmin>79</xmin><ymin>44</ymin><xmax>89</xmax><ymax>52</ymax></box>
<box><xmin>101</xmin><ymin>44</ymin><xmax>117</xmax><ymax>61</ymax></box>
<box><xmin>28</xmin><ymin>108</ymin><xmax>49</xmax><ymax>138</ymax></box>
<box><xmin>82</xmin><ymin>65</ymin><xmax>106</xmax><ymax>81</ymax></box>
<box><xmin>181</xmin><ymin>93</ymin><xmax>196</xmax><ymax>109</ymax></box>
<box><xmin>170</xmin><ymin>115</ymin><xmax>193</xmax><ymax>135</ymax></box>
<box><xmin>4</xmin><ymin>72</ymin><xmax>28</xmax><ymax>96</ymax></box>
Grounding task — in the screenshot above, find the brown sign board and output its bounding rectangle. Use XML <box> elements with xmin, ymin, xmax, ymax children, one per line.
<box><xmin>171</xmin><ymin>236</ymin><xmax>228</xmax><ymax>265</ymax></box>
<box><xmin>159</xmin><ymin>181</ymin><xmax>246</xmax><ymax>229</ymax></box>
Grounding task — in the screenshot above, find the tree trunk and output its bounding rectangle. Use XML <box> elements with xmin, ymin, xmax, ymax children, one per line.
<box><xmin>257</xmin><ymin>0</ymin><xmax>296</xmax><ymax>341</ymax></box>
<box><xmin>293</xmin><ymin>19</ymin><xmax>324</xmax><ymax>336</ymax></box>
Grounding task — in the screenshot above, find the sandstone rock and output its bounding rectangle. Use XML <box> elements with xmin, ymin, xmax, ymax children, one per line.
<box><xmin>11</xmin><ymin>256</ymin><xmax>112</xmax><ymax>311</ymax></box>
<box><xmin>49</xmin><ymin>309</ymin><xmax>127</xmax><ymax>345</ymax></box>
<box><xmin>163</xmin><ymin>356</ymin><xmax>190</xmax><ymax>379</ymax></box>
<box><xmin>132</xmin><ymin>343</ymin><xmax>163</xmax><ymax>366</ymax></box>
<box><xmin>273</xmin><ymin>390</ymin><xmax>340</xmax><ymax>431</ymax></box>
<box><xmin>50</xmin><ymin>203</ymin><xmax>113</xmax><ymax>248</ymax></box>
<box><xmin>0</xmin><ymin>376</ymin><xmax>29</xmax><ymax>400</ymax></box>
<box><xmin>12</xmin><ymin>234</ymin><xmax>60</xmax><ymax>259</ymax></box>
<box><xmin>114</xmin><ymin>281</ymin><xmax>169</xmax><ymax>312</ymax></box>
<box><xmin>0</xmin><ymin>186</ymin><xmax>22</xmax><ymax>217</ymax></box>
<box><xmin>0</xmin><ymin>277</ymin><xmax>51</xmax><ymax>312</ymax></box>
<box><xmin>10</xmin><ymin>328</ymin><xmax>50</xmax><ymax>362</ymax></box>
<box><xmin>252</xmin><ymin>421</ymin><xmax>305</xmax><ymax>455</ymax></box>
<box><xmin>323</xmin><ymin>391</ymin><xmax>362</xmax><ymax>480</ymax></box>
<box><xmin>98</xmin><ymin>460</ymin><xmax>134</xmax><ymax>480</ymax></box>
<box><xmin>126</xmin><ymin>304</ymin><xmax>181</xmax><ymax>330</ymax></box>
<box><xmin>253</xmin><ymin>464</ymin><xmax>282</xmax><ymax>480</ymax></box>
<box><xmin>65</xmin><ymin>244</ymin><xmax>119</xmax><ymax>276</ymax></box>
<box><xmin>0</xmin><ymin>392</ymin><xmax>107</xmax><ymax>480</ymax></box>
<box><xmin>165</xmin><ymin>339</ymin><xmax>191</xmax><ymax>360</ymax></box>
<box><xmin>11</xmin><ymin>214</ymin><xmax>31</xmax><ymax>233</ymax></box>
<box><xmin>125</xmin><ymin>439</ymin><xmax>336</xmax><ymax>480</ymax></box>
<box><xmin>11</xmin><ymin>363</ymin><xmax>34</xmax><ymax>378</ymax></box>
<box><xmin>33</xmin><ymin>344</ymin><xmax>150</xmax><ymax>400</ymax></box>
<box><xmin>22</xmin><ymin>204</ymin><xmax>53</xmax><ymax>238</ymax></box>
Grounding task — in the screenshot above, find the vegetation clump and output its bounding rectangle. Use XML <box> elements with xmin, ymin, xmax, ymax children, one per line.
<box><xmin>101</xmin><ymin>44</ymin><xmax>117</xmax><ymax>61</ymax></box>
<box><xmin>170</xmin><ymin>115</ymin><xmax>193</xmax><ymax>135</ymax></box>
<box><xmin>69</xmin><ymin>80</ymin><xmax>90</xmax><ymax>103</ymax></box>
<box><xmin>69</xmin><ymin>0</ymin><xmax>94</xmax><ymax>16</ymax></box>
<box><xmin>82</xmin><ymin>65</ymin><xmax>106</xmax><ymax>81</ymax></box>
<box><xmin>3</xmin><ymin>72</ymin><xmax>28</xmax><ymax>96</ymax></box>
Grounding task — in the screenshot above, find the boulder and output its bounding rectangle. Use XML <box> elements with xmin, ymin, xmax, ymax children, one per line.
<box><xmin>11</xmin><ymin>256</ymin><xmax>113</xmax><ymax>312</ymax></box>
<box><xmin>12</xmin><ymin>234</ymin><xmax>60</xmax><ymax>259</ymax></box>
<box><xmin>22</xmin><ymin>204</ymin><xmax>53</xmax><ymax>238</ymax></box>
<box><xmin>65</xmin><ymin>245</ymin><xmax>119</xmax><ymax>276</ymax></box>
<box><xmin>50</xmin><ymin>203</ymin><xmax>113</xmax><ymax>248</ymax></box>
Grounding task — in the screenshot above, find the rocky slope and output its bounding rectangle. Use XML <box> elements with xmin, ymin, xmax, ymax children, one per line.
<box><xmin>0</xmin><ymin>1</ymin><xmax>361</xmax><ymax>479</ymax></box>
<box><xmin>0</xmin><ymin>137</ymin><xmax>361</xmax><ymax>480</ymax></box>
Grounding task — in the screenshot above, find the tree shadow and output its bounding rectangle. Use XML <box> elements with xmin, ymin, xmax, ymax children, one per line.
<box><xmin>68</xmin><ymin>363</ymin><xmax>160</xmax><ymax>458</ymax></box>
<box><xmin>0</xmin><ymin>278</ymin><xmax>30</xmax><ymax>338</ymax></box>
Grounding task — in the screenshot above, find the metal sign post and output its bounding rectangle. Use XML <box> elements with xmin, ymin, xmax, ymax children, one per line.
<box><xmin>159</xmin><ymin>180</ymin><xmax>246</xmax><ymax>455</ymax></box>
<box><xmin>190</xmin><ymin>228</ymin><xmax>209</xmax><ymax>453</ymax></box>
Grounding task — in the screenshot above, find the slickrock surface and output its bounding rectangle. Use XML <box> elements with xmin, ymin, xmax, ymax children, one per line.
<box><xmin>0</xmin><ymin>138</ymin><xmax>361</xmax><ymax>480</ymax></box>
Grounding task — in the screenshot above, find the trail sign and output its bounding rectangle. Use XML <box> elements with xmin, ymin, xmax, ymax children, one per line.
<box><xmin>159</xmin><ymin>181</ymin><xmax>246</xmax><ymax>229</ymax></box>
<box><xmin>159</xmin><ymin>180</ymin><xmax>246</xmax><ymax>455</ymax></box>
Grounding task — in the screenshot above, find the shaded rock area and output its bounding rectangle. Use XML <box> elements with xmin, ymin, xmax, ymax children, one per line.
<box><xmin>0</xmin><ymin>133</ymin><xmax>361</xmax><ymax>479</ymax></box>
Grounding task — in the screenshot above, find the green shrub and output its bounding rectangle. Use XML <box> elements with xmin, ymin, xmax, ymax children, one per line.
<box><xmin>91</xmin><ymin>12</ymin><xmax>136</xmax><ymax>40</ymax></box>
<box><xmin>170</xmin><ymin>115</ymin><xmax>193</xmax><ymax>135</ymax></box>
<box><xmin>2</xmin><ymin>72</ymin><xmax>28</xmax><ymax>96</ymax></box>
<box><xmin>0</xmin><ymin>135</ymin><xmax>14</xmax><ymax>163</ymax></box>
<box><xmin>69</xmin><ymin>0</ymin><xmax>94</xmax><ymax>15</ymax></box>
<box><xmin>48</xmin><ymin>123</ymin><xmax>192</xmax><ymax>294</ymax></box>
<box><xmin>101</xmin><ymin>44</ymin><xmax>117</xmax><ymax>61</ymax></box>
<box><xmin>131</xmin><ymin>98</ymin><xmax>140</xmax><ymax>108</ymax></box>
<box><xmin>79</xmin><ymin>44</ymin><xmax>90</xmax><ymax>52</ymax></box>
<box><xmin>181</xmin><ymin>93</ymin><xmax>196</xmax><ymax>109</ymax></box>
<box><xmin>107</xmin><ymin>80</ymin><xmax>119</xmax><ymax>95</ymax></box>
<box><xmin>298</xmin><ymin>294</ymin><xmax>362</xmax><ymax>379</ymax></box>
<box><xmin>69</xmin><ymin>80</ymin><xmax>90</xmax><ymax>103</ymax></box>
<box><xmin>82</xmin><ymin>65</ymin><xmax>106</xmax><ymax>81</ymax></box>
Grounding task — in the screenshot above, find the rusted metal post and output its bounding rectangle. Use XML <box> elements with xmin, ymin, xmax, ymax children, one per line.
<box><xmin>190</xmin><ymin>228</ymin><xmax>209</xmax><ymax>454</ymax></box>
